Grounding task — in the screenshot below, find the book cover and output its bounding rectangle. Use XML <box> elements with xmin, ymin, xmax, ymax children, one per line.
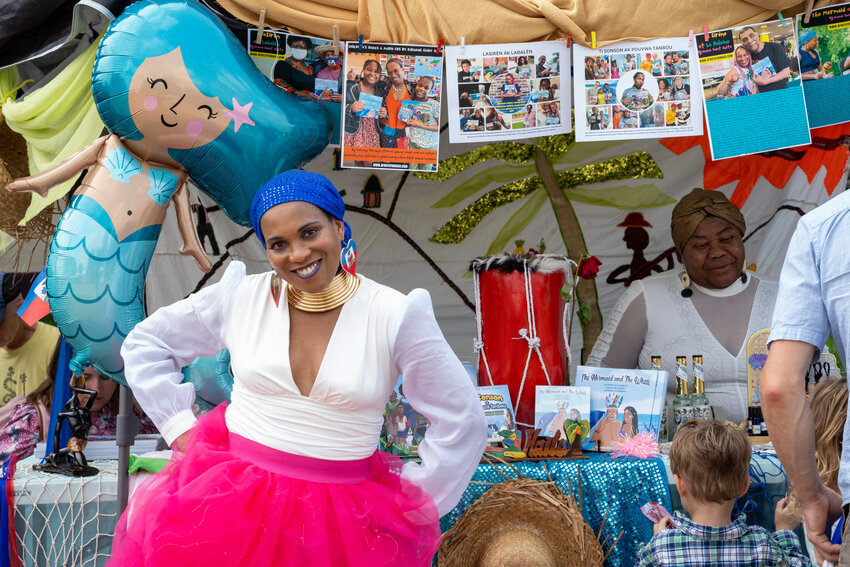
<box><xmin>356</xmin><ymin>92</ymin><xmax>383</xmax><ymax>118</ymax></box>
<box><xmin>314</xmin><ymin>78</ymin><xmax>338</xmax><ymax>100</ymax></box>
<box><xmin>533</xmin><ymin>386</ymin><xmax>591</xmax><ymax>445</ymax></box>
<box><xmin>751</xmin><ymin>57</ymin><xmax>775</xmax><ymax>78</ymax></box>
<box><xmin>379</xmin><ymin>376</ymin><xmax>430</xmax><ymax>458</ymax></box>
<box><xmin>477</xmin><ymin>385</ymin><xmax>517</xmax><ymax>443</ymax></box>
<box><xmin>575</xmin><ymin>365</ymin><xmax>669</xmax><ymax>451</ymax></box>
<box><xmin>466</xmin><ymin>119</ymin><xmax>480</xmax><ymax>129</ymax></box>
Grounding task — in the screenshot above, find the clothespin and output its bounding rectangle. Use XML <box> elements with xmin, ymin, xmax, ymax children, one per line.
<box><xmin>590</xmin><ymin>31</ymin><xmax>596</xmax><ymax>49</ymax></box>
<box><xmin>688</xmin><ymin>29</ymin><xmax>694</xmax><ymax>47</ymax></box>
<box><xmin>566</xmin><ymin>33</ymin><xmax>572</xmax><ymax>48</ymax></box>
<box><xmin>703</xmin><ymin>24</ymin><xmax>709</xmax><ymax>40</ymax></box>
<box><xmin>804</xmin><ymin>0</ymin><xmax>814</xmax><ymax>24</ymax></box>
<box><xmin>777</xmin><ymin>12</ymin><xmax>787</xmax><ymax>27</ymax></box>
<box><xmin>332</xmin><ymin>23</ymin><xmax>340</xmax><ymax>56</ymax></box>
<box><xmin>358</xmin><ymin>34</ymin><xmax>364</xmax><ymax>52</ymax></box>
<box><xmin>436</xmin><ymin>38</ymin><xmax>444</xmax><ymax>55</ymax></box>
<box><xmin>253</xmin><ymin>8</ymin><xmax>266</xmax><ymax>45</ymax></box>
<box><xmin>460</xmin><ymin>36</ymin><xmax>466</xmax><ymax>56</ymax></box>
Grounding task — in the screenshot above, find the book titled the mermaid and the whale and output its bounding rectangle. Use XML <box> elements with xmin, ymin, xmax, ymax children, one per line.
<box><xmin>575</xmin><ymin>366</ymin><xmax>668</xmax><ymax>451</ymax></box>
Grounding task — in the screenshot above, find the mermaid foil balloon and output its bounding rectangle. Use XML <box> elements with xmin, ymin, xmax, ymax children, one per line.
<box><xmin>7</xmin><ymin>0</ymin><xmax>332</xmax><ymax>385</ymax></box>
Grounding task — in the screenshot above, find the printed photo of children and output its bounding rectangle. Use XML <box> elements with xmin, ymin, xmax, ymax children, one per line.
<box><xmin>584</xmin><ymin>81</ymin><xmax>615</xmax><ymax>105</ymax></box>
<box><xmin>484</xmin><ymin>107</ymin><xmax>510</xmax><ymax>131</ymax></box>
<box><xmin>459</xmin><ymin>108</ymin><xmax>486</xmax><ymax>131</ymax></box>
<box><xmin>483</xmin><ymin>56</ymin><xmax>509</xmax><ymax>80</ymax></box>
<box><xmin>341</xmin><ymin>42</ymin><xmax>443</xmax><ymax>171</ymax></box>
<box><xmin>611</xmin><ymin>53</ymin><xmax>638</xmax><ymax>75</ymax></box>
<box><xmin>457</xmin><ymin>58</ymin><xmax>483</xmax><ymax>83</ymax></box>
<box><xmin>639</xmin><ymin>104</ymin><xmax>666</xmax><ymax>127</ymax></box>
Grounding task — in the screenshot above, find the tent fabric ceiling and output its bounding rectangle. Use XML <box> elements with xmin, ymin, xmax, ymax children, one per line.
<box><xmin>210</xmin><ymin>0</ymin><xmax>823</xmax><ymax>46</ymax></box>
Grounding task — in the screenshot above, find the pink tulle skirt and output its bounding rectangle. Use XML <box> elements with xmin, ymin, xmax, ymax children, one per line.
<box><xmin>108</xmin><ymin>404</ymin><xmax>440</xmax><ymax>566</ymax></box>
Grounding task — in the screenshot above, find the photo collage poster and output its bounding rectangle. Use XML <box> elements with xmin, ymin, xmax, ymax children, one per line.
<box><xmin>697</xmin><ymin>20</ymin><xmax>811</xmax><ymax>160</ymax></box>
<box><xmin>341</xmin><ymin>42</ymin><xmax>443</xmax><ymax>171</ymax></box>
<box><xmin>573</xmin><ymin>38</ymin><xmax>703</xmax><ymax>141</ymax></box>
<box><xmin>796</xmin><ymin>4</ymin><xmax>850</xmax><ymax>128</ymax></box>
<box><xmin>247</xmin><ymin>28</ymin><xmax>344</xmax><ymax>146</ymax></box>
<box><xmin>444</xmin><ymin>41</ymin><xmax>571</xmax><ymax>143</ymax></box>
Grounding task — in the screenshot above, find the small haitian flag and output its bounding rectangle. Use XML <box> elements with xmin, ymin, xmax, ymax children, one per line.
<box><xmin>17</xmin><ymin>267</ymin><xmax>50</xmax><ymax>326</ymax></box>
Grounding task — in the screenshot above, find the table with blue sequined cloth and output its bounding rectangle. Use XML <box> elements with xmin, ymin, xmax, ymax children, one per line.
<box><xmin>440</xmin><ymin>453</ymin><xmax>671</xmax><ymax>567</ymax></box>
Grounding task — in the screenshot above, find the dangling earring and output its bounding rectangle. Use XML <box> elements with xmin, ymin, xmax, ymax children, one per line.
<box><xmin>680</xmin><ymin>271</ymin><xmax>693</xmax><ymax>298</ymax></box>
<box><xmin>340</xmin><ymin>239</ymin><xmax>357</xmax><ymax>276</ymax></box>
<box><xmin>740</xmin><ymin>262</ymin><xmax>748</xmax><ymax>284</ymax></box>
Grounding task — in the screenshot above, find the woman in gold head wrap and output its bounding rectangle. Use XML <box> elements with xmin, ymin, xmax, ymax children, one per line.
<box><xmin>586</xmin><ymin>188</ymin><xmax>778</xmax><ymax>424</ymax></box>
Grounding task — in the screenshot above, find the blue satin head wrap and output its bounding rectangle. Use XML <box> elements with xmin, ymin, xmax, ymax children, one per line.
<box><xmin>250</xmin><ymin>170</ymin><xmax>351</xmax><ymax>249</ymax></box>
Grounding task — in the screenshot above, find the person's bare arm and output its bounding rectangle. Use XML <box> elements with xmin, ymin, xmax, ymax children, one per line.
<box><xmin>762</xmin><ymin>339</ymin><xmax>842</xmax><ymax>563</ymax></box>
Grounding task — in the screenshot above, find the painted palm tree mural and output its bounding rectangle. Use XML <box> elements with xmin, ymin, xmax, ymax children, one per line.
<box><xmin>415</xmin><ymin>132</ymin><xmax>673</xmax><ymax>356</ymax></box>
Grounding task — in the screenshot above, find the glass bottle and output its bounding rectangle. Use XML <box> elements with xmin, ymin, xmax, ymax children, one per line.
<box><xmin>689</xmin><ymin>355</ymin><xmax>712</xmax><ymax>420</ymax></box>
<box><xmin>672</xmin><ymin>356</ymin><xmax>694</xmax><ymax>433</ymax></box>
<box><xmin>652</xmin><ymin>355</ymin><xmax>668</xmax><ymax>442</ymax></box>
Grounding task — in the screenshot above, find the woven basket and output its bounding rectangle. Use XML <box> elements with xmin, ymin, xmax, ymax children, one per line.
<box><xmin>439</xmin><ymin>476</ymin><xmax>605</xmax><ymax>567</ymax></box>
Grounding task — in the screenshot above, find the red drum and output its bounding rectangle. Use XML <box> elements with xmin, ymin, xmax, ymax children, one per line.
<box><xmin>473</xmin><ymin>256</ymin><xmax>569</xmax><ymax>428</ymax></box>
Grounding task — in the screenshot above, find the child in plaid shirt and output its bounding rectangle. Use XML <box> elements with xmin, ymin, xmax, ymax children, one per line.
<box><xmin>636</xmin><ymin>419</ymin><xmax>811</xmax><ymax>566</ymax></box>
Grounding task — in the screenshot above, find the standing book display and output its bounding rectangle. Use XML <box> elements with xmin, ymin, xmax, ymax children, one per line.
<box><xmin>575</xmin><ymin>366</ymin><xmax>668</xmax><ymax>451</ymax></box>
<box><xmin>379</xmin><ymin>376</ymin><xmax>430</xmax><ymax>457</ymax></box>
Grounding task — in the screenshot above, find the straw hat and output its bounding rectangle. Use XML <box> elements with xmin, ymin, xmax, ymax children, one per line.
<box><xmin>438</xmin><ymin>477</ymin><xmax>605</xmax><ymax>567</ymax></box>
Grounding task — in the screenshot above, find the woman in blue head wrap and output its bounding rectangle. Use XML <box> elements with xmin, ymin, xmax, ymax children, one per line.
<box><xmin>111</xmin><ymin>170</ymin><xmax>487</xmax><ymax>567</ymax></box>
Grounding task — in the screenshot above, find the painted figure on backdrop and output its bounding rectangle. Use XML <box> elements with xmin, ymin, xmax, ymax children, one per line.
<box><xmin>606</xmin><ymin>212</ymin><xmax>675</xmax><ymax>286</ymax></box>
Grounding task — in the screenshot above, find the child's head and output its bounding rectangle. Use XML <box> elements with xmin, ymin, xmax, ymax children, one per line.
<box><xmin>413</xmin><ymin>76</ymin><xmax>435</xmax><ymax>101</ymax></box>
<box><xmin>670</xmin><ymin>419</ymin><xmax>750</xmax><ymax>504</ymax></box>
<box><xmin>809</xmin><ymin>378</ymin><xmax>848</xmax><ymax>492</ymax></box>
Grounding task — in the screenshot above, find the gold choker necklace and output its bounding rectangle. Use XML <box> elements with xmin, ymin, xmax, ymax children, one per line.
<box><xmin>286</xmin><ymin>271</ymin><xmax>360</xmax><ymax>312</ymax></box>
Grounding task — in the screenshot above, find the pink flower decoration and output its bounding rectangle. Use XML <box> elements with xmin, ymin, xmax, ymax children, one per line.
<box><xmin>610</xmin><ymin>432</ymin><xmax>660</xmax><ymax>459</ymax></box>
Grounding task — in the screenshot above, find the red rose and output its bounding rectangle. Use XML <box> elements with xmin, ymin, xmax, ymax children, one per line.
<box><xmin>577</xmin><ymin>256</ymin><xmax>602</xmax><ymax>280</ymax></box>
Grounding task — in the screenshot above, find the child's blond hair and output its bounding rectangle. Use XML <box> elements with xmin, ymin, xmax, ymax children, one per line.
<box><xmin>809</xmin><ymin>378</ymin><xmax>848</xmax><ymax>493</ymax></box>
<box><xmin>670</xmin><ymin>419</ymin><xmax>751</xmax><ymax>503</ymax></box>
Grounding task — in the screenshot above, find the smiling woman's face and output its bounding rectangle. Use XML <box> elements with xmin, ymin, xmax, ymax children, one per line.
<box><xmin>261</xmin><ymin>201</ymin><xmax>346</xmax><ymax>294</ymax></box>
<box><xmin>128</xmin><ymin>48</ymin><xmax>228</xmax><ymax>149</ymax></box>
<box><xmin>682</xmin><ymin>216</ymin><xmax>745</xmax><ymax>289</ymax></box>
